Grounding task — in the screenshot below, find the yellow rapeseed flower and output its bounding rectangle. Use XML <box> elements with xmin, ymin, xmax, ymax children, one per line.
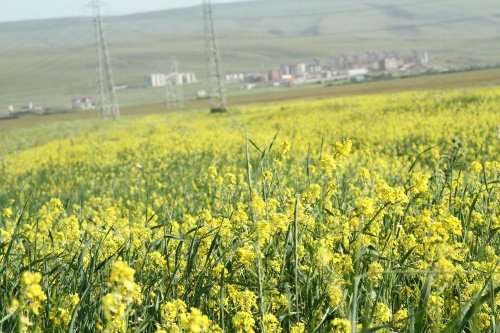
<box><xmin>367</xmin><ymin>262</ymin><xmax>384</xmax><ymax>284</ymax></box>
<box><xmin>330</xmin><ymin>318</ymin><xmax>351</xmax><ymax>333</ymax></box>
<box><xmin>355</xmin><ymin>197</ymin><xmax>375</xmax><ymax>216</ymax></box>
<box><xmin>233</xmin><ymin>311</ymin><xmax>255</xmax><ymax>333</ymax></box>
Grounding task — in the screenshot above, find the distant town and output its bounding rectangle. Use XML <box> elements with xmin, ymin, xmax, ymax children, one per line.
<box><xmin>150</xmin><ymin>49</ymin><xmax>430</xmax><ymax>91</ymax></box>
<box><xmin>145</xmin><ymin>49</ymin><xmax>431</xmax><ymax>99</ymax></box>
<box><xmin>228</xmin><ymin>49</ymin><xmax>429</xmax><ymax>88</ymax></box>
<box><xmin>5</xmin><ymin>49</ymin><xmax>430</xmax><ymax>117</ymax></box>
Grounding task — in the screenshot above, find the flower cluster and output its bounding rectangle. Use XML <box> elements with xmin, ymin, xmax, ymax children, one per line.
<box><xmin>0</xmin><ymin>87</ymin><xmax>498</xmax><ymax>332</ymax></box>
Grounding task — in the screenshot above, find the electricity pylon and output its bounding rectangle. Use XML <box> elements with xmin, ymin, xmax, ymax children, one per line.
<box><xmin>91</xmin><ymin>0</ymin><xmax>120</xmax><ymax>119</ymax></box>
<box><xmin>203</xmin><ymin>0</ymin><xmax>227</xmax><ymax>113</ymax></box>
<box><xmin>166</xmin><ymin>57</ymin><xmax>184</xmax><ymax>109</ymax></box>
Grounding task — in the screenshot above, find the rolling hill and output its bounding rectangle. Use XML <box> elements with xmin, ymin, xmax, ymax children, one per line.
<box><xmin>0</xmin><ymin>0</ymin><xmax>499</xmax><ymax>111</ymax></box>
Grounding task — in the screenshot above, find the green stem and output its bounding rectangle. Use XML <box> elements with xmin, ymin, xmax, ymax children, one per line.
<box><xmin>293</xmin><ymin>194</ymin><xmax>300</xmax><ymax>324</ymax></box>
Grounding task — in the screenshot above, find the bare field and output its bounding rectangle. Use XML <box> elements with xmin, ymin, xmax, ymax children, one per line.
<box><xmin>1</xmin><ymin>68</ymin><xmax>499</xmax><ymax>131</ymax></box>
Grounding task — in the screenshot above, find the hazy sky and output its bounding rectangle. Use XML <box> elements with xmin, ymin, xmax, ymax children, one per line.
<box><xmin>0</xmin><ymin>0</ymin><xmax>251</xmax><ymax>22</ymax></box>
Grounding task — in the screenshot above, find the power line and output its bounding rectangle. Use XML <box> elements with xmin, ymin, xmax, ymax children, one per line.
<box><xmin>165</xmin><ymin>56</ymin><xmax>184</xmax><ymax>109</ymax></box>
<box><xmin>91</xmin><ymin>0</ymin><xmax>120</xmax><ymax>120</ymax></box>
<box><xmin>203</xmin><ymin>0</ymin><xmax>227</xmax><ymax>113</ymax></box>
<box><xmin>0</xmin><ymin>0</ymin><xmax>493</xmax><ymax>113</ymax></box>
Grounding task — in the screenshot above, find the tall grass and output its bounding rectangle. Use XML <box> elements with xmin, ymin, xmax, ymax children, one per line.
<box><xmin>0</xmin><ymin>88</ymin><xmax>498</xmax><ymax>332</ymax></box>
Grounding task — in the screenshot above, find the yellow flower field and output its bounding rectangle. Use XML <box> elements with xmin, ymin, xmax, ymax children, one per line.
<box><xmin>0</xmin><ymin>87</ymin><xmax>499</xmax><ymax>332</ymax></box>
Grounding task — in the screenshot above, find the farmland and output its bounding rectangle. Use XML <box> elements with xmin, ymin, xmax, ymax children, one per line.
<box><xmin>1</xmin><ymin>67</ymin><xmax>499</xmax><ymax>131</ymax></box>
<box><xmin>0</xmin><ymin>87</ymin><xmax>499</xmax><ymax>332</ymax></box>
<box><xmin>1</xmin><ymin>0</ymin><xmax>500</xmax><ymax>113</ymax></box>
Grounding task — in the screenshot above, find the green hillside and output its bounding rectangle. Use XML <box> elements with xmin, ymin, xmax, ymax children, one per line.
<box><xmin>0</xmin><ymin>0</ymin><xmax>499</xmax><ymax>111</ymax></box>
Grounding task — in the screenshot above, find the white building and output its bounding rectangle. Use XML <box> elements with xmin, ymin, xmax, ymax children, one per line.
<box><xmin>225</xmin><ymin>73</ymin><xmax>245</xmax><ymax>82</ymax></box>
<box><xmin>149</xmin><ymin>72</ymin><xmax>197</xmax><ymax>87</ymax></box>
<box><xmin>422</xmin><ymin>52</ymin><xmax>429</xmax><ymax>66</ymax></box>
<box><xmin>149</xmin><ymin>73</ymin><xmax>167</xmax><ymax>87</ymax></box>
<box><xmin>183</xmin><ymin>72</ymin><xmax>197</xmax><ymax>84</ymax></box>
<box><xmin>347</xmin><ymin>68</ymin><xmax>369</xmax><ymax>76</ymax></box>
<box><xmin>197</xmin><ymin>90</ymin><xmax>208</xmax><ymax>99</ymax></box>
<box><xmin>72</xmin><ymin>97</ymin><xmax>94</xmax><ymax>110</ymax></box>
<box><xmin>381</xmin><ymin>58</ymin><xmax>399</xmax><ymax>71</ymax></box>
<box><xmin>167</xmin><ymin>73</ymin><xmax>184</xmax><ymax>86</ymax></box>
<box><xmin>295</xmin><ymin>63</ymin><xmax>307</xmax><ymax>77</ymax></box>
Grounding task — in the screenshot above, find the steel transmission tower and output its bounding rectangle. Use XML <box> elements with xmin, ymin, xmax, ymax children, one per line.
<box><xmin>203</xmin><ymin>0</ymin><xmax>227</xmax><ymax>113</ymax></box>
<box><xmin>166</xmin><ymin>57</ymin><xmax>184</xmax><ymax>109</ymax></box>
<box><xmin>91</xmin><ymin>0</ymin><xmax>120</xmax><ymax>119</ymax></box>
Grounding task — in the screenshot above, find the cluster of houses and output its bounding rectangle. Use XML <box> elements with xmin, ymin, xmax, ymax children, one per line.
<box><xmin>6</xmin><ymin>102</ymin><xmax>45</xmax><ymax>116</ymax></box>
<box><xmin>5</xmin><ymin>97</ymin><xmax>95</xmax><ymax>116</ymax></box>
<box><xmin>329</xmin><ymin>50</ymin><xmax>429</xmax><ymax>72</ymax></box>
<box><xmin>141</xmin><ymin>49</ymin><xmax>430</xmax><ymax>92</ymax></box>
<box><xmin>72</xmin><ymin>97</ymin><xmax>94</xmax><ymax>110</ymax></box>
<box><xmin>7</xmin><ymin>49</ymin><xmax>431</xmax><ymax>116</ymax></box>
<box><xmin>148</xmin><ymin>72</ymin><xmax>198</xmax><ymax>87</ymax></box>
<box><xmin>225</xmin><ymin>49</ymin><xmax>430</xmax><ymax>88</ymax></box>
<box><xmin>226</xmin><ymin>62</ymin><xmax>325</xmax><ymax>88</ymax></box>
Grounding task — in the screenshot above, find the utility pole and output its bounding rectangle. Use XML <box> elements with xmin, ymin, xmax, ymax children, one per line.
<box><xmin>166</xmin><ymin>56</ymin><xmax>184</xmax><ymax>109</ymax></box>
<box><xmin>91</xmin><ymin>0</ymin><xmax>120</xmax><ymax>120</ymax></box>
<box><xmin>203</xmin><ymin>0</ymin><xmax>227</xmax><ymax>113</ymax></box>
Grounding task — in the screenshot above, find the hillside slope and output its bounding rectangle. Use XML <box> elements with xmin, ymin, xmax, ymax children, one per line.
<box><xmin>1</xmin><ymin>0</ymin><xmax>498</xmax><ymax>45</ymax></box>
<box><xmin>0</xmin><ymin>0</ymin><xmax>498</xmax><ymax>110</ymax></box>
